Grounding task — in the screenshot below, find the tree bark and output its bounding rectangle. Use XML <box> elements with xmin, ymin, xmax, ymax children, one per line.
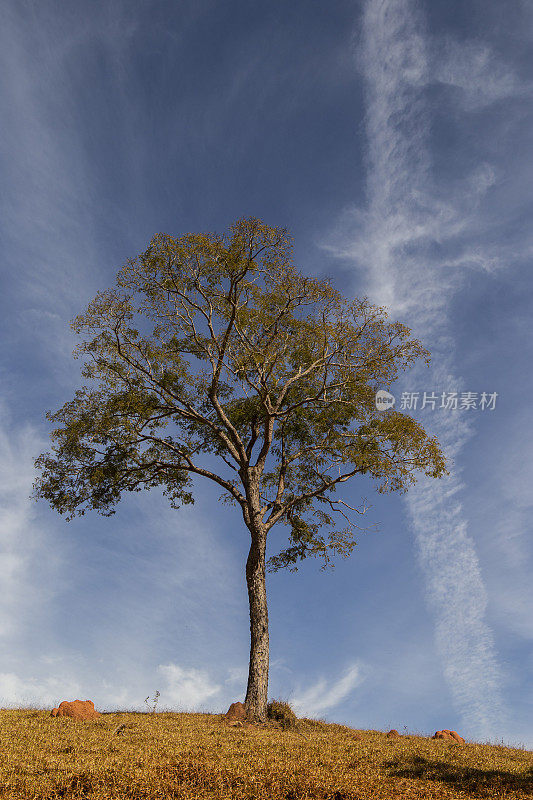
<box><xmin>244</xmin><ymin>531</ymin><xmax>269</xmax><ymax>724</ymax></box>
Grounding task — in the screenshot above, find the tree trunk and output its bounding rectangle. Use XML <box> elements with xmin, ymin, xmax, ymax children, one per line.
<box><xmin>244</xmin><ymin>532</ymin><xmax>269</xmax><ymax>724</ymax></box>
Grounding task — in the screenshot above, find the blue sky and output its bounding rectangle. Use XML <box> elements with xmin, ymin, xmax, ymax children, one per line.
<box><xmin>1</xmin><ymin>0</ymin><xmax>532</xmax><ymax>750</ymax></box>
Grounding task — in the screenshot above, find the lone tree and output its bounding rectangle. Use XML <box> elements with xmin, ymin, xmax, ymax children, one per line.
<box><xmin>33</xmin><ymin>217</ymin><xmax>446</xmax><ymax>724</ymax></box>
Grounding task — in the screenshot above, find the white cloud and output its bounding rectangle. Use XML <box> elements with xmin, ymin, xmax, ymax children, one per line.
<box><xmin>288</xmin><ymin>662</ymin><xmax>369</xmax><ymax>720</ymax></box>
<box><xmin>434</xmin><ymin>38</ymin><xmax>528</xmax><ymax>110</ymax></box>
<box><xmin>0</xmin><ymin>401</ymin><xmax>68</xmax><ymax>642</ymax></box>
<box><xmin>480</xmin><ymin>412</ymin><xmax>533</xmax><ymax>642</ymax></box>
<box><xmin>155</xmin><ymin>664</ymin><xmax>223</xmax><ymax>713</ymax></box>
<box><xmin>318</xmin><ymin>0</ymin><xmax>523</xmax><ymax>743</ymax></box>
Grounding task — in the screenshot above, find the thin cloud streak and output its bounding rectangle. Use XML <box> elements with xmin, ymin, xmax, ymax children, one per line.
<box><xmin>323</xmin><ymin>0</ymin><xmax>512</xmax><ymax>742</ymax></box>
<box><xmin>360</xmin><ymin>0</ymin><xmax>509</xmax><ymax>741</ymax></box>
<box><xmin>0</xmin><ymin>4</ymin><xmax>98</xmax><ymax>306</ymax></box>
<box><xmin>433</xmin><ymin>37</ymin><xmax>530</xmax><ymax>110</ymax></box>
<box><xmin>289</xmin><ymin>663</ymin><xmax>369</xmax><ymax>721</ymax></box>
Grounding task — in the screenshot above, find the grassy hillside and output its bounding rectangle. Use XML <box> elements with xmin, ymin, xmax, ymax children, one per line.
<box><xmin>0</xmin><ymin>699</ymin><xmax>531</xmax><ymax>799</ymax></box>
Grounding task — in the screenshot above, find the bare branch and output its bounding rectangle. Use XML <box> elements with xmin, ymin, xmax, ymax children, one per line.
<box><xmin>264</xmin><ymin>465</ymin><xmax>367</xmax><ymax>529</ymax></box>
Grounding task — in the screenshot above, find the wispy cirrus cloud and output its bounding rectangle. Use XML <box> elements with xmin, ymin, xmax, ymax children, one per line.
<box><xmin>318</xmin><ymin>0</ymin><xmax>530</xmax><ymax>742</ymax></box>
<box><xmin>0</xmin><ymin>399</ymin><xmax>72</xmax><ymax>661</ymax></box>
<box><xmin>288</xmin><ymin>663</ymin><xmax>369</xmax><ymax>721</ymax></box>
<box><xmin>433</xmin><ymin>38</ymin><xmax>529</xmax><ymax>110</ymax></box>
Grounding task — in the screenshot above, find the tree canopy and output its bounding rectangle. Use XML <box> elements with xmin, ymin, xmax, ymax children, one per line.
<box><xmin>33</xmin><ymin>216</ymin><xmax>447</xmax><ymax>574</ymax></box>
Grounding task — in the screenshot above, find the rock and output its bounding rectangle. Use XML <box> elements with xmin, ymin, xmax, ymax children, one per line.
<box><xmin>432</xmin><ymin>729</ymin><xmax>465</xmax><ymax>744</ymax></box>
<box><xmin>50</xmin><ymin>700</ymin><xmax>100</xmax><ymax>721</ymax></box>
<box><xmin>224</xmin><ymin>701</ymin><xmax>248</xmax><ymax>726</ymax></box>
<box><xmin>386</xmin><ymin>729</ymin><xmax>400</xmax><ymax>738</ymax></box>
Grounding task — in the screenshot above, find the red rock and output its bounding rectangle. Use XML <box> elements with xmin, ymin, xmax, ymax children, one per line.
<box><xmin>224</xmin><ymin>701</ymin><xmax>248</xmax><ymax>726</ymax></box>
<box><xmin>50</xmin><ymin>700</ymin><xmax>100</xmax><ymax>721</ymax></box>
<box><xmin>432</xmin><ymin>729</ymin><xmax>465</xmax><ymax>744</ymax></box>
<box><xmin>386</xmin><ymin>729</ymin><xmax>400</xmax><ymax>738</ymax></box>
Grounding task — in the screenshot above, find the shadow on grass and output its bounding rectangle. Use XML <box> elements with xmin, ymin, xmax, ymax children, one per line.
<box><xmin>383</xmin><ymin>755</ymin><xmax>533</xmax><ymax>798</ymax></box>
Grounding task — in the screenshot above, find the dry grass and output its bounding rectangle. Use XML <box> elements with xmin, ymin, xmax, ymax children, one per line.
<box><xmin>0</xmin><ymin>697</ymin><xmax>531</xmax><ymax>799</ymax></box>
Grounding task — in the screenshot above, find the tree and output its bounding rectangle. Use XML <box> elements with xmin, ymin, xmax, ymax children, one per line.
<box><xmin>32</xmin><ymin>217</ymin><xmax>447</xmax><ymax>724</ymax></box>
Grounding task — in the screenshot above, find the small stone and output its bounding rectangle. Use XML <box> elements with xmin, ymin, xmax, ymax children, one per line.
<box><xmin>386</xmin><ymin>729</ymin><xmax>400</xmax><ymax>738</ymax></box>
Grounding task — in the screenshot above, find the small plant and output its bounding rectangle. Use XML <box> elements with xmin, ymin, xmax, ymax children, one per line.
<box><xmin>266</xmin><ymin>698</ymin><xmax>299</xmax><ymax>731</ymax></box>
<box><xmin>403</xmin><ymin>725</ymin><xmax>409</xmax><ymax>735</ymax></box>
<box><xmin>144</xmin><ymin>691</ymin><xmax>160</xmax><ymax>714</ymax></box>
